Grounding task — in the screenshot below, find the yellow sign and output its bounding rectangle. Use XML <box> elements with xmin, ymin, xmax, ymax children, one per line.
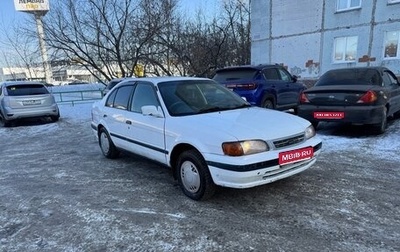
<box><xmin>134</xmin><ymin>64</ymin><xmax>144</xmax><ymax>77</ymax></box>
<box><xmin>14</xmin><ymin>0</ymin><xmax>50</xmax><ymax>12</ymax></box>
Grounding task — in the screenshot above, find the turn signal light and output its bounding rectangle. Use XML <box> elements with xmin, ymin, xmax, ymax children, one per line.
<box><xmin>357</xmin><ymin>90</ymin><xmax>377</xmax><ymax>104</ymax></box>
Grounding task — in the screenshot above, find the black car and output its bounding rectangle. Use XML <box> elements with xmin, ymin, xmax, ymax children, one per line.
<box><xmin>297</xmin><ymin>67</ymin><xmax>400</xmax><ymax>134</ymax></box>
<box><xmin>213</xmin><ymin>64</ymin><xmax>305</xmax><ymax>112</ymax></box>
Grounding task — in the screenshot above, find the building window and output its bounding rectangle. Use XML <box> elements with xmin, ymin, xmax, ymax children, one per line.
<box><xmin>384</xmin><ymin>31</ymin><xmax>399</xmax><ymax>58</ymax></box>
<box><xmin>337</xmin><ymin>0</ymin><xmax>361</xmax><ymax>11</ymax></box>
<box><xmin>388</xmin><ymin>0</ymin><xmax>400</xmax><ymax>4</ymax></box>
<box><xmin>333</xmin><ymin>36</ymin><xmax>358</xmax><ymax>62</ymax></box>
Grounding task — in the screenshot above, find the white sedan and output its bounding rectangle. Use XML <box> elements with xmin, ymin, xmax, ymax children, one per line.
<box><xmin>91</xmin><ymin>76</ymin><xmax>322</xmax><ymax>200</ymax></box>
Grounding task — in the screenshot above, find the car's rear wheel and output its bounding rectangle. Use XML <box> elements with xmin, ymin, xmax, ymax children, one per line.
<box><xmin>0</xmin><ymin>113</ymin><xmax>11</xmax><ymax>127</ymax></box>
<box><xmin>50</xmin><ymin>112</ymin><xmax>60</xmax><ymax>122</ymax></box>
<box><xmin>261</xmin><ymin>98</ymin><xmax>275</xmax><ymax>109</ymax></box>
<box><xmin>176</xmin><ymin>150</ymin><xmax>216</xmax><ymax>201</ymax></box>
<box><xmin>99</xmin><ymin>127</ymin><xmax>120</xmax><ymax>159</ymax></box>
<box><xmin>373</xmin><ymin>107</ymin><xmax>387</xmax><ymax>135</ymax></box>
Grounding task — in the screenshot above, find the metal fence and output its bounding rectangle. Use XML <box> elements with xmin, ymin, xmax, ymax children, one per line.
<box><xmin>48</xmin><ymin>83</ymin><xmax>105</xmax><ymax>105</ymax></box>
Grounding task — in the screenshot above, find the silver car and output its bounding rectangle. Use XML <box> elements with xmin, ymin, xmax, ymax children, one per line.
<box><xmin>0</xmin><ymin>81</ymin><xmax>60</xmax><ymax>127</ymax></box>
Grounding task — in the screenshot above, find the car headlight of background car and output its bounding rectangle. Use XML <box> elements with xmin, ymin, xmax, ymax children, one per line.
<box><xmin>222</xmin><ymin>140</ymin><xmax>269</xmax><ymax>156</ymax></box>
<box><xmin>304</xmin><ymin>125</ymin><xmax>316</xmax><ymax>140</ymax></box>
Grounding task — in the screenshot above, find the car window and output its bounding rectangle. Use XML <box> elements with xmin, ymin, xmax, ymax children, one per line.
<box><xmin>263</xmin><ymin>68</ymin><xmax>280</xmax><ymax>80</ymax></box>
<box><xmin>130</xmin><ymin>82</ymin><xmax>159</xmax><ymax>113</ymax></box>
<box><xmin>316</xmin><ymin>69</ymin><xmax>382</xmax><ymax>86</ymax></box>
<box><xmin>213</xmin><ymin>69</ymin><xmax>257</xmax><ymax>81</ymax></box>
<box><xmin>383</xmin><ymin>71</ymin><xmax>398</xmax><ymax>86</ymax></box>
<box><xmin>6</xmin><ymin>84</ymin><xmax>49</xmax><ymax>96</ymax></box>
<box><xmin>105</xmin><ymin>89</ymin><xmax>117</xmax><ymax>107</ymax></box>
<box><xmin>112</xmin><ymin>85</ymin><xmax>134</xmax><ymax>110</ymax></box>
<box><xmin>278</xmin><ymin>69</ymin><xmax>292</xmax><ymax>82</ymax></box>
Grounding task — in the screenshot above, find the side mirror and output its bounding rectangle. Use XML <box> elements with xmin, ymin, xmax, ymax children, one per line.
<box><xmin>292</xmin><ymin>75</ymin><xmax>298</xmax><ymax>83</ymax></box>
<box><xmin>141</xmin><ymin>105</ymin><xmax>164</xmax><ymax>118</ymax></box>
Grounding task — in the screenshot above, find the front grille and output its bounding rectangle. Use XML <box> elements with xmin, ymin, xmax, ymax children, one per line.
<box><xmin>273</xmin><ymin>133</ymin><xmax>304</xmax><ymax>149</ymax></box>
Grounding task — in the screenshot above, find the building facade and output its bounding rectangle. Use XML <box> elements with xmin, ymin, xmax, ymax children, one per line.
<box><xmin>250</xmin><ymin>0</ymin><xmax>400</xmax><ymax>80</ymax></box>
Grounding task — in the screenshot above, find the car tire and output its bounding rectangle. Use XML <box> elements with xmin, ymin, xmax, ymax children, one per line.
<box><xmin>261</xmin><ymin>97</ymin><xmax>275</xmax><ymax>109</ymax></box>
<box><xmin>50</xmin><ymin>112</ymin><xmax>60</xmax><ymax>122</ymax></box>
<box><xmin>99</xmin><ymin>127</ymin><xmax>120</xmax><ymax>159</ymax></box>
<box><xmin>0</xmin><ymin>113</ymin><xmax>11</xmax><ymax>127</ymax></box>
<box><xmin>176</xmin><ymin>149</ymin><xmax>216</xmax><ymax>201</ymax></box>
<box><xmin>373</xmin><ymin>107</ymin><xmax>387</xmax><ymax>135</ymax></box>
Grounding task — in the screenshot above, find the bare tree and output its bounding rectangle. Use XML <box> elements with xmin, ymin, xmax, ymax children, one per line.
<box><xmin>2</xmin><ymin>0</ymin><xmax>250</xmax><ymax>81</ymax></box>
<box><xmin>43</xmin><ymin>0</ymin><xmax>179</xmax><ymax>82</ymax></box>
<box><xmin>0</xmin><ymin>18</ymin><xmax>43</xmax><ymax>80</ymax></box>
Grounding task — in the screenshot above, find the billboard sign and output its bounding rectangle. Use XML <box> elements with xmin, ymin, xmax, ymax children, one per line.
<box><xmin>14</xmin><ymin>0</ymin><xmax>49</xmax><ymax>12</ymax></box>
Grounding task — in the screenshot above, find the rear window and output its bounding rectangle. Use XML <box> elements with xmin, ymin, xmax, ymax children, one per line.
<box><xmin>6</xmin><ymin>84</ymin><xmax>49</xmax><ymax>96</ymax></box>
<box><xmin>213</xmin><ymin>69</ymin><xmax>258</xmax><ymax>82</ymax></box>
<box><xmin>316</xmin><ymin>69</ymin><xmax>382</xmax><ymax>86</ymax></box>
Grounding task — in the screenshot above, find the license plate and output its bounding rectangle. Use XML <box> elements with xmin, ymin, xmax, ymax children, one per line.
<box><xmin>314</xmin><ymin>112</ymin><xmax>344</xmax><ymax>119</ymax></box>
<box><xmin>22</xmin><ymin>100</ymin><xmax>41</xmax><ymax>106</ymax></box>
<box><xmin>279</xmin><ymin>147</ymin><xmax>314</xmax><ymax>165</ymax></box>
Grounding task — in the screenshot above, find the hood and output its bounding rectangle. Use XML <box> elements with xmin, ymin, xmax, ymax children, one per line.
<box><xmin>170</xmin><ymin>107</ymin><xmax>310</xmax><ymax>141</ymax></box>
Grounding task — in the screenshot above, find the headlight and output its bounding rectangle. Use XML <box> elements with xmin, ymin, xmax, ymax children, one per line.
<box><xmin>304</xmin><ymin>125</ymin><xmax>316</xmax><ymax>139</ymax></box>
<box><xmin>222</xmin><ymin>140</ymin><xmax>269</xmax><ymax>156</ymax></box>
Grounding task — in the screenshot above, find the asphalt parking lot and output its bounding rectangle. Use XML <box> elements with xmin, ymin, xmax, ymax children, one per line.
<box><xmin>0</xmin><ymin>103</ymin><xmax>399</xmax><ymax>252</ymax></box>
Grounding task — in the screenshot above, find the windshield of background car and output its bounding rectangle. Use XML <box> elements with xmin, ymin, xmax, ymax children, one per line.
<box><xmin>316</xmin><ymin>69</ymin><xmax>382</xmax><ymax>86</ymax></box>
<box><xmin>213</xmin><ymin>69</ymin><xmax>258</xmax><ymax>82</ymax></box>
<box><xmin>6</xmin><ymin>84</ymin><xmax>49</xmax><ymax>96</ymax></box>
<box><xmin>158</xmin><ymin>80</ymin><xmax>250</xmax><ymax>116</ymax></box>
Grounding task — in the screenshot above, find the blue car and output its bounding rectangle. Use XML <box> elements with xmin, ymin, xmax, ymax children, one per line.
<box><xmin>213</xmin><ymin>64</ymin><xmax>306</xmax><ymax>113</ymax></box>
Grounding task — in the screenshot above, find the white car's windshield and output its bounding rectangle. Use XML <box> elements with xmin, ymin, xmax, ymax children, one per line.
<box><xmin>158</xmin><ymin>80</ymin><xmax>250</xmax><ymax>116</ymax></box>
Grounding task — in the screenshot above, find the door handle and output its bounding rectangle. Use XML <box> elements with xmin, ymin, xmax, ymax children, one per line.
<box><xmin>126</xmin><ymin>120</ymin><xmax>132</xmax><ymax>125</ymax></box>
<box><xmin>103</xmin><ymin>114</ymin><xmax>107</xmax><ymax>118</ymax></box>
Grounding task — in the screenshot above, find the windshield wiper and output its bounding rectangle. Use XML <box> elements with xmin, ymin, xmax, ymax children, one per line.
<box><xmin>234</xmin><ymin>104</ymin><xmax>251</xmax><ymax>109</ymax></box>
<box><xmin>198</xmin><ymin>106</ymin><xmax>223</xmax><ymax>114</ymax></box>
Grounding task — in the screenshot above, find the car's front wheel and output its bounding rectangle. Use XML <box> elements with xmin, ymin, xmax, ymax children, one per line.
<box><xmin>176</xmin><ymin>150</ymin><xmax>216</xmax><ymax>201</ymax></box>
<box><xmin>99</xmin><ymin>127</ymin><xmax>120</xmax><ymax>159</ymax></box>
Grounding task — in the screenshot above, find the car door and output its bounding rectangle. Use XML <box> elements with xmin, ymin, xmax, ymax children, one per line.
<box><xmin>383</xmin><ymin>69</ymin><xmax>400</xmax><ymax>114</ymax></box>
<box><xmin>102</xmin><ymin>83</ymin><xmax>136</xmax><ymax>151</ymax></box>
<box><xmin>263</xmin><ymin>67</ymin><xmax>298</xmax><ymax>107</ymax></box>
<box><xmin>125</xmin><ymin>81</ymin><xmax>167</xmax><ymax>164</ymax></box>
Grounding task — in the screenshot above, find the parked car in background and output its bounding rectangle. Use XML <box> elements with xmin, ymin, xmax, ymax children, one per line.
<box><xmin>102</xmin><ymin>77</ymin><xmax>130</xmax><ymax>95</ymax></box>
<box><xmin>213</xmin><ymin>64</ymin><xmax>306</xmax><ymax>113</ymax></box>
<box><xmin>91</xmin><ymin>76</ymin><xmax>322</xmax><ymax>200</ymax></box>
<box><xmin>297</xmin><ymin>67</ymin><xmax>400</xmax><ymax>134</ymax></box>
<box><xmin>0</xmin><ymin>81</ymin><xmax>60</xmax><ymax>127</ymax></box>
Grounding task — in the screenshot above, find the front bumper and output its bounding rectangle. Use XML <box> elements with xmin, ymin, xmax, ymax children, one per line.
<box><xmin>204</xmin><ymin>139</ymin><xmax>322</xmax><ymax>189</ymax></box>
<box><xmin>297</xmin><ymin>104</ymin><xmax>385</xmax><ymax>125</ymax></box>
